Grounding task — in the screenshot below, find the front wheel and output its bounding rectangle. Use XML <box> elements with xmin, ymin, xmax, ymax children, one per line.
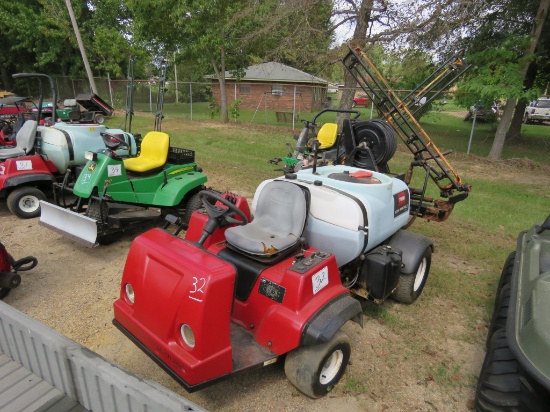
<box><xmin>284</xmin><ymin>330</ymin><xmax>351</xmax><ymax>398</ymax></box>
<box><xmin>94</xmin><ymin>113</ymin><xmax>105</xmax><ymax>124</ymax></box>
<box><xmin>392</xmin><ymin>247</ymin><xmax>431</xmax><ymax>304</ymax></box>
<box><xmin>7</xmin><ymin>187</ymin><xmax>46</xmax><ymax>219</ymax></box>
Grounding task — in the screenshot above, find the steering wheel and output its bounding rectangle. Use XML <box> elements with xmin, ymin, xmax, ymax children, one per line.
<box><xmin>100</xmin><ymin>131</ymin><xmax>128</xmax><ymax>150</ymax></box>
<box><xmin>199</xmin><ymin>190</ymin><xmax>248</xmax><ymax>226</ymax></box>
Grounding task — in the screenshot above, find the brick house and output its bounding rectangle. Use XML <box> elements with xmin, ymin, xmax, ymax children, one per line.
<box><xmin>207</xmin><ymin>62</ymin><xmax>330</xmax><ymax>113</ymax></box>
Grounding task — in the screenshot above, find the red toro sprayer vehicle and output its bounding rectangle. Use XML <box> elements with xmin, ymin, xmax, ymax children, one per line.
<box><xmin>113</xmin><ymin>43</ymin><xmax>472</xmax><ymax>398</ymax></box>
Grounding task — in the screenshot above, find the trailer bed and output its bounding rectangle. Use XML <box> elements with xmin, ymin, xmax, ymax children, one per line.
<box><xmin>0</xmin><ymin>300</ymin><xmax>207</xmax><ymax>412</ymax></box>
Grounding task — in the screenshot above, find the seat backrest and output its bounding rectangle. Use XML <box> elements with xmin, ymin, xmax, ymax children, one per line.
<box><xmin>15</xmin><ymin>120</ymin><xmax>38</xmax><ymax>154</ymax></box>
<box><xmin>123</xmin><ymin>131</ymin><xmax>169</xmax><ymax>172</ymax></box>
<box><xmin>253</xmin><ymin>181</ymin><xmax>307</xmax><ymax>237</ymax></box>
<box><xmin>316</xmin><ymin>122</ymin><xmax>338</xmax><ymax>149</ymax></box>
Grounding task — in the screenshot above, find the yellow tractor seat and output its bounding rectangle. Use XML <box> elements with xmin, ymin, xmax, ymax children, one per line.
<box><xmin>316</xmin><ymin>122</ymin><xmax>338</xmax><ymax>149</ymax></box>
<box><xmin>123</xmin><ymin>131</ymin><xmax>170</xmax><ymax>173</ymax></box>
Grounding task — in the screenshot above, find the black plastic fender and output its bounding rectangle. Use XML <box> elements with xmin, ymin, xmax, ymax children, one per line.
<box><xmin>2</xmin><ymin>173</ymin><xmax>55</xmax><ymax>190</ymax></box>
<box><xmin>387</xmin><ymin>229</ymin><xmax>433</xmax><ymax>275</ymax></box>
<box><xmin>301</xmin><ymin>293</ymin><xmax>363</xmax><ymax>346</ymax></box>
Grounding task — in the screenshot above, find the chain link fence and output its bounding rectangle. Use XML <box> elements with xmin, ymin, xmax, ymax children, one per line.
<box><xmin>21</xmin><ymin>77</ymin><xmax>550</xmax><ymax>164</ymax></box>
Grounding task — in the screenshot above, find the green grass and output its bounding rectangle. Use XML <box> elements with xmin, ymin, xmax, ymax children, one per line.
<box><xmin>122</xmin><ymin>101</ymin><xmax>550</xmax><ymax>163</ymax></box>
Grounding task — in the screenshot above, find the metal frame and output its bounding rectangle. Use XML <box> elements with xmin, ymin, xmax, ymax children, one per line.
<box><xmin>342</xmin><ymin>42</ymin><xmax>472</xmax><ymax>223</ymax></box>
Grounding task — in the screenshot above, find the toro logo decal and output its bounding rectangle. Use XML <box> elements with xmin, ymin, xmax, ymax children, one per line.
<box><xmin>0</xmin><ymin>164</ymin><xmax>4</xmax><ymax>175</ymax></box>
<box><xmin>393</xmin><ymin>190</ymin><xmax>409</xmax><ymax>217</ymax></box>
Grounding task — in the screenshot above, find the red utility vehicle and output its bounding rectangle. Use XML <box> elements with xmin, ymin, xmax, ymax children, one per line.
<box><xmin>114</xmin><ymin>186</ymin><xmax>366</xmax><ymax>398</ymax></box>
<box><xmin>352</xmin><ymin>95</ymin><xmax>371</xmax><ymax>107</ymax></box>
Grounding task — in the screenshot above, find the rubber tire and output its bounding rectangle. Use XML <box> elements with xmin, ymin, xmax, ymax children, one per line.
<box><xmin>391</xmin><ymin>247</ymin><xmax>431</xmax><ymax>304</ymax></box>
<box><xmin>7</xmin><ymin>187</ymin><xmax>46</xmax><ymax>219</ymax></box>
<box><xmin>94</xmin><ymin>114</ymin><xmax>105</xmax><ymax>124</ymax></box>
<box><xmin>182</xmin><ymin>192</ymin><xmax>203</xmax><ymax>225</ymax></box>
<box><xmin>284</xmin><ymin>330</ymin><xmax>351</xmax><ymax>398</ymax></box>
<box><xmin>523</xmin><ymin>113</ymin><xmax>530</xmax><ymax>124</ymax></box>
<box><xmin>86</xmin><ymin>200</ymin><xmax>108</xmax><ymax>223</ymax></box>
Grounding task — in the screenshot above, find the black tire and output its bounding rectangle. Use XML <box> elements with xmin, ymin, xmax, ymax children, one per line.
<box><xmin>7</xmin><ymin>187</ymin><xmax>46</xmax><ymax>219</ymax></box>
<box><xmin>464</xmin><ymin>111</ymin><xmax>473</xmax><ymax>121</ymax></box>
<box><xmin>351</xmin><ymin>119</ymin><xmax>398</xmax><ymax>167</ymax></box>
<box><xmin>391</xmin><ymin>247</ymin><xmax>431</xmax><ymax>304</ymax></box>
<box><xmin>486</xmin><ymin>283</ymin><xmax>511</xmax><ymax>347</ymax></box>
<box><xmin>523</xmin><ymin>113</ymin><xmax>530</xmax><ymax>124</ymax></box>
<box><xmin>495</xmin><ymin>252</ymin><xmax>515</xmax><ymax>302</ymax></box>
<box><xmin>284</xmin><ymin>330</ymin><xmax>351</xmax><ymax>398</ymax></box>
<box><xmin>475</xmin><ymin>328</ymin><xmax>550</xmax><ymax>412</ymax></box>
<box><xmin>182</xmin><ymin>192</ymin><xmax>203</xmax><ymax>225</ymax></box>
<box><xmin>94</xmin><ymin>113</ymin><xmax>105</xmax><ymax>124</ymax></box>
<box><xmin>85</xmin><ymin>199</ymin><xmax>108</xmax><ymax>223</ymax></box>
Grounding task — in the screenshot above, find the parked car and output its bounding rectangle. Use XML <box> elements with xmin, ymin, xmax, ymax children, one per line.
<box><xmin>464</xmin><ymin>103</ymin><xmax>498</xmax><ymax>122</ymax></box>
<box><xmin>523</xmin><ymin>97</ymin><xmax>550</xmax><ymax>124</ymax></box>
<box><xmin>353</xmin><ymin>95</ymin><xmax>371</xmax><ymax>107</ymax></box>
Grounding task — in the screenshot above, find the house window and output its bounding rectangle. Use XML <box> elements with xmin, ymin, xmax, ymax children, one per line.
<box><xmin>239</xmin><ymin>84</ymin><xmax>251</xmax><ymax>94</ymax></box>
<box><xmin>272</xmin><ymin>84</ymin><xmax>284</xmax><ymax>95</ymax></box>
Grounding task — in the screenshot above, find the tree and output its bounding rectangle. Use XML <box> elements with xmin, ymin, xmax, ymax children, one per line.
<box><xmin>488</xmin><ymin>0</ymin><xmax>549</xmax><ymax>160</ymax></box>
<box><xmin>331</xmin><ymin>0</ymin><xmax>487</xmax><ymax>118</ymax></box>
<box><xmin>129</xmin><ymin>0</ymin><xmax>334</xmax><ymax>122</ymax></box>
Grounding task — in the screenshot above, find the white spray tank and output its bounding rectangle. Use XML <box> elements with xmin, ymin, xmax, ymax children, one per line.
<box><xmin>37</xmin><ymin>123</ymin><xmax>136</xmax><ymax>173</ymax></box>
<box><xmin>252</xmin><ymin>165</ymin><xmax>410</xmax><ymax>267</ymax></box>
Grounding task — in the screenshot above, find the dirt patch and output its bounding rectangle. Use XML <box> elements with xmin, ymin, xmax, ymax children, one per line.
<box><xmin>1</xmin><ymin>152</ymin><xmax>545</xmax><ymax>411</ymax></box>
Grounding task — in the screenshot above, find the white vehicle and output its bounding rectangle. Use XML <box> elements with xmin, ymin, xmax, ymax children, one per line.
<box><xmin>523</xmin><ymin>97</ymin><xmax>550</xmax><ymax>124</ymax></box>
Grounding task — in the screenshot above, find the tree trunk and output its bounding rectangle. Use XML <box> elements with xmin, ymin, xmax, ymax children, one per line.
<box><xmin>0</xmin><ymin>64</ymin><xmax>10</xmax><ymax>91</ymax></box>
<box><xmin>336</xmin><ymin>0</ymin><xmax>374</xmax><ymax>126</ymax></box>
<box><xmin>506</xmin><ymin>60</ymin><xmax>538</xmax><ymax>140</ymax></box>
<box><xmin>209</xmin><ymin>47</ymin><xmax>229</xmax><ymax>123</ymax></box>
<box><xmin>488</xmin><ymin>0</ymin><xmax>549</xmax><ymax>160</ymax></box>
<box><xmin>506</xmin><ymin>99</ymin><xmax>527</xmax><ymax>141</ymax></box>
<box><xmin>218</xmin><ymin>45</ymin><xmax>229</xmax><ymax>123</ymax></box>
<box><xmin>488</xmin><ymin>98</ymin><xmax>515</xmax><ymax>160</ymax></box>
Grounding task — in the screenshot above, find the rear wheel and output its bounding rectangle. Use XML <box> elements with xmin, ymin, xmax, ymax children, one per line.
<box><xmin>284</xmin><ymin>330</ymin><xmax>351</xmax><ymax>398</ymax></box>
<box><xmin>392</xmin><ymin>247</ymin><xmax>431</xmax><ymax>304</ymax></box>
<box><xmin>94</xmin><ymin>113</ymin><xmax>105</xmax><ymax>124</ymax></box>
<box><xmin>7</xmin><ymin>187</ymin><xmax>46</xmax><ymax>219</ymax></box>
<box><xmin>182</xmin><ymin>192</ymin><xmax>203</xmax><ymax>225</ymax></box>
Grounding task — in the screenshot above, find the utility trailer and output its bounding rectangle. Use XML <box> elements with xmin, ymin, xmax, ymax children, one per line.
<box><xmin>0</xmin><ymin>300</ymin><xmax>207</xmax><ymax>412</ymax></box>
<box><xmin>75</xmin><ymin>93</ymin><xmax>114</xmax><ymax>124</ymax></box>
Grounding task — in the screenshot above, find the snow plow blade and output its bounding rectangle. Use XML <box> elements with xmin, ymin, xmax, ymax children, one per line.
<box><xmin>38</xmin><ymin>201</ymin><xmax>98</xmax><ymax>247</ymax></box>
